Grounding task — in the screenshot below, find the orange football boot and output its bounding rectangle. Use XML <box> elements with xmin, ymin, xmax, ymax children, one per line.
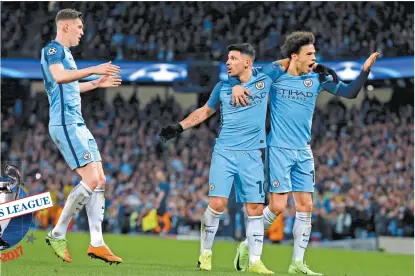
<box><xmin>87</xmin><ymin>244</ymin><xmax>122</xmax><ymax>265</ymax></box>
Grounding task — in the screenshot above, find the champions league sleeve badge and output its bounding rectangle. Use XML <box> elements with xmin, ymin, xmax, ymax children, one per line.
<box><xmin>0</xmin><ymin>165</ymin><xmax>53</xmax><ymax>252</ymax></box>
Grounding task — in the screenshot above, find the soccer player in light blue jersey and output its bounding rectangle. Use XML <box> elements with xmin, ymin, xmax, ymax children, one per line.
<box><xmin>41</xmin><ymin>9</ymin><xmax>123</xmax><ymax>264</ymax></box>
<box><xmin>159</xmin><ymin>43</ymin><xmax>293</xmax><ymax>274</ymax></box>
<box><xmin>232</xmin><ymin>32</ymin><xmax>379</xmax><ymax>275</ymax></box>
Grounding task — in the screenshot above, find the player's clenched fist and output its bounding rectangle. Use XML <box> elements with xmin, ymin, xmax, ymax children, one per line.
<box><xmin>159</xmin><ymin>124</ymin><xmax>184</xmax><ymax>142</ymax></box>
<box><xmin>92</xmin><ymin>61</ymin><xmax>121</xmax><ymax>75</ymax></box>
<box><xmin>313</xmin><ymin>64</ymin><xmax>339</xmax><ymax>84</ymax></box>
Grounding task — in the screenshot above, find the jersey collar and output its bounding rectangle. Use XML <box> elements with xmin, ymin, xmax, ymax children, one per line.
<box><xmin>51</xmin><ymin>40</ymin><xmax>71</xmax><ymax>52</ymax></box>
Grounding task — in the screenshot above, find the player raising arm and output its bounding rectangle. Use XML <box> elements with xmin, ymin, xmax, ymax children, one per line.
<box><xmin>42</xmin><ymin>9</ymin><xmax>122</xmax><ymax>265</ymax></box>
<box><xmin>232</xmin><ymin>31</ymin><xmax>379</xmax><ymax>275</ymax></box>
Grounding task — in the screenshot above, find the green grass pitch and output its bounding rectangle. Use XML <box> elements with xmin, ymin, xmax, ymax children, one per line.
<box><xmin>1</xmin><ymin>230</ymin><xmax>413</xmax><ymax>276</ymax></box>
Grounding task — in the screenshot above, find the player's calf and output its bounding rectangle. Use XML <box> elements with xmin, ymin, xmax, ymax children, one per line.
<box><xmin>197</xmin><ymin>199</ymin><xmax>226</xmax><ymax>271</ymax></box>
<box><xmin>292</xmin><ymin>192</ymin><xmax>313</xmax><ymax>213</ymax></box>
<box><xmin>246</xmin><ymin>215</ymin><xmax>264</xmax><ymax>263</ymax></box>
<box><xmin>86</xmin><ymin>160</ymin><xmax>107</xmax><ymax>247</ymax></box>
<box><xmin>268</xmin><ymin>192</ymin><xmax>289</xmax><ymax>215</ymax></box>
<box><xmin>244</xmin><ymin>203</ymin><xmax>273</xmax><ymax>273</ymax></box>
<box><xmin>291</xmin><ymin>211</ymin><xmax>313</xmax><ymax>271</ymax></box>
<box><xmin>46</xmin><ymin>183</ymin><xmax>91</xmax><ymax>262</ymax></box>
<box><xmin>264</xmin><ymin>193</ymin><xmax>288</xmax><ymax>231</ymax></box>
<box><xmin>86</xmin><ymin>186</ymin><xmax>106</xmax><ymax>247</ymax></box>
<box><xmin>51</xmin><ymin>181</ymin><xmax>92</xmax><ymax>239</ymax></box>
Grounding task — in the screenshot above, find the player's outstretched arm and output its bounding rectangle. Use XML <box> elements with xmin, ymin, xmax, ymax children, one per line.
<box><xmin>180</xmin><ymin>104</ymin><xmax>216</xmax><ymax>130</ymax></box>
<box><xmin>158</xmin><ymin>104</ymin><xmax>216</xmax><ymax>142</ymax></box>
<box><xmin>322</xmin><ymin>52</ymin><xmax>379</xmax><ymax>99</ymax></box>
<box><xmin>49</xmin><ymin>61</ymin><xmax>121</xmax><ymax>84</ymax></box>
<box><xmin>79</xmin><ymin>75</ymin><xmax>122</xmax><ymax>93</ymax></box>
<box><xmin>159</xmin><ymin>81</ymin><xmax>222</xmax><ymax>142</ymax></box>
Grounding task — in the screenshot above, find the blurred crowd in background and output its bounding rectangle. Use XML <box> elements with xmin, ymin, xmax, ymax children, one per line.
<box><xmin>1</xmin><ymin>1</ymin><xmax>413</xmax><ymax>243</ymax></box>
<box><xmin>2</xmin><ymin>86</ymin><xmax>413</xmax><ymax>241</ymax></box>
<box><xmin>2</xmin><ymin>2</ymin><xmax>413</xmax><ymax>62</ymax></box>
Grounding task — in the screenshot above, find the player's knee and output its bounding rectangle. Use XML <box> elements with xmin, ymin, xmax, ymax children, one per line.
<box><xmin>99</xmin><ymin>175</ymin><xmax>106</xmax><ymax>187</ymax></box>
<box><xmin>269</xmin><ymin>201</ymin><xmax>286</xmax><ymax>215</ymax></box>
<box><xmin>208</xmin><ymin>197</ymin><xmax>227</xmax><ymax>213</ymax></box>
<box><xmin>246</xmin><ymin>203</ymin><xmax>264</xmax><ymax>216</ymax></box>
<box><xmin>293</xmin><ymin>192</ymin><xmax>313</xmax><ymax>212</ymax></box>
<box><xmin>296</xmin><ymin>201</ymin><xmax>313</xmax><ymax>212</ymax></box>
<box><xmin>85</xmin><ymin>175</ymin><xmax>100</xmax><ymax>191</ymax></box>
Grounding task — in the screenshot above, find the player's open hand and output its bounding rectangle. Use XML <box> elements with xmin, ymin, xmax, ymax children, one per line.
<box><xmin>363</xmin><ymin>52</ymin><xmax>380</xmax><ymax>72</ymax></box>
<box><xmin>159</xmin><ymin>123</ymin><xmax>184</xmax><ymax>142</ymax></box>
<box><xmin>96</xmin><ymin>75</ymin><xmax>122</xmax><ymax>88</ymax></box>
<box><xmin>232</xmin><ymin>85</ymin><xmax>251</xmax><ymax>107</ymax></box>
<box><xmin>92</xmin><ymin>61</ymin><xmax>121</xmax><ymax>75</ymax></box>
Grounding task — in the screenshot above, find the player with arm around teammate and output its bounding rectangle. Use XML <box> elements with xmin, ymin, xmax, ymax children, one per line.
<box><xmin>41</xmin><ymin>9</ymin><xmax>123</xmax><ymax>264</ymax></box>
<box><xmin>232</xmin><ymin>31</ymin><xmax>379</xmax><ymax>275</ymax></box>
<box><xmin>159</xmin><ymin>43</ymin><xmax>295</xmax><ymax>274</ymax></box>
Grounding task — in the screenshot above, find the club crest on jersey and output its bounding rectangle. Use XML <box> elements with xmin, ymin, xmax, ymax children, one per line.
<box><xmin>83</xmin><ymin>152</ymin><xmax>91</xmax><ymax>160</ymax></box>
<box><xmin>272</xmin><ymin>180</ymin><xmax>280</xmax><ymax>188</ymax></box>
<box><xmin>303</xmin><ymin>78</ymin><xmax>313</xmax><ymax>87</ymax></box>
<box><xmin>47</xmin><ymin>48</ymin><xmax>57</xmax><ymax>55</ymax></box>
<box><xmin>255</xmin><ymin>81</ymin><xmax>265</xmax><ymax>90</ymax></box>
<box><xmin>209</xmin><ymin>183</ymin><xmax>215</xmax><ymax>191</ymax></box>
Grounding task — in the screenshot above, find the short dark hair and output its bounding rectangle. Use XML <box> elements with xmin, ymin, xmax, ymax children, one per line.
<box><xmin>227</xmin><ymin>43</ymin><xmax>255</xmax><ymax>60</ymax></box>
<box><xmin>55</xmin><ymin>9</ymin><xmax>83</xmax><ymax>23</ymax></box>
<box><xmin>281</xmin><ymin>32</ymin><xmax>315</xmax><ymax>58</ymax></box>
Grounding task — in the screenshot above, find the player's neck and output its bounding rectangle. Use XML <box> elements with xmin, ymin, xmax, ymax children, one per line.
<box><xmin>238</xmin><ymin>69</ymin><xmax>252</xmax><ymax>83</ymax></box>
<box><xmin>54</xmin><ymin>35</ymin><xmax>71</xmax><ymax>48</ymax></box>
<box><xmin>287</xmin><ymin>64</ymin><xmax>301</xmax><ymax>76</ymax></box>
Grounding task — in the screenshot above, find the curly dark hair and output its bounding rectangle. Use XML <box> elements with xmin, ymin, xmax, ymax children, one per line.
<box><xmin>55</xmin><ymin>9</ymin><xmax>83</xmax><ymax>23</ymax></box>
<box><xmin>281</xmin><ymin>32</ymin><xmax>315</xmax><ymax>58</ymax></box>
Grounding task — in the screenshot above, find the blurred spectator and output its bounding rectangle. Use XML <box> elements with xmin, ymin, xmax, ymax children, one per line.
<box><xmin>2</xmin><ymin>85</ymin><xmax>413</xmax><ymax>240</ymax></box>
<box><xmin>1</xmin><ymin>2</ymin><xmax>413</xmax><ymax>61</ymax></box>
<box><xmin>332</xmin><ymin>203</ymin><xmax>352</xmax><ymax>240</ymax></box>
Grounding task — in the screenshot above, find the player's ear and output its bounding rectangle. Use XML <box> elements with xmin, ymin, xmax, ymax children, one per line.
<box><xmin>291</xmin><ymin>53</ymin><xmax>298</xmax><ymax>61</ymax></box>
<box><xmin>63</xmin><ymin>22</ymin><xmax>69</xmax><ymax>33</ymax></box>
<box><xmin>245</xmin><ymin>58</ymin><xmax>252</xmax><ymax>68</ymax></box>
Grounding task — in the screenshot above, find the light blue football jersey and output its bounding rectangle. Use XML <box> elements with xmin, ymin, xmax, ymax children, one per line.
<box><xmin>40</xmin><ymin>40</ymin><xmax>84</xmax><ymax>126</ymax></box>
<box><xmin>267</xmin><ymin>72</ymin><xmax>340</xmax><ymax>149</ymax></box>
<box><xmin>208</xmin><ymin>63</ymin><xmax>284</xmax><ymax>150</ymax></box>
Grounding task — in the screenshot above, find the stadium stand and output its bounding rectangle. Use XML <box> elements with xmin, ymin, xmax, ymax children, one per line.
<box><xmin>1</xmin><ymin>2</ymin><xmax>413</xmax><ymax>61</ymax></box>
<box><xmin>1</xmin><ymin>2</ymin><xmax>413</xmax><ymax>243</ymax></box>
<box><xmin>2</xmin><ymin>80</ymin><xmax>413</xmax><ymax>240</ymax></box>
